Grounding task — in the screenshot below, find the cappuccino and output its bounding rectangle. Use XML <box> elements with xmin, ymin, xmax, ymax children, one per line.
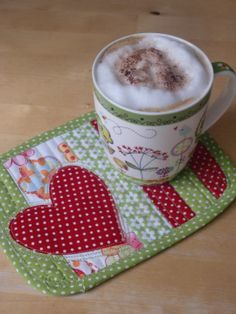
<box><xmin>95</xmin><ymin>34</ymin><xmax>210</xmax><ymax>112</ymax></box>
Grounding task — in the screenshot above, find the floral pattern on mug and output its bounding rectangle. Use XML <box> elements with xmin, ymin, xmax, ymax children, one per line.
<box><xmin>117</xmin><ymin>146</ymin><xmax>168</xmax><ymax>179</ymax></box>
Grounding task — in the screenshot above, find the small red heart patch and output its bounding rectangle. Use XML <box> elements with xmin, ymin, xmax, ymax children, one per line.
<box><xmin>9</xmin><ymin>166</ymin><xmax>126</xmax><ymax>255</ymax></box>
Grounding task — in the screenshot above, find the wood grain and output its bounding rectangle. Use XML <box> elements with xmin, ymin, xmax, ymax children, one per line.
<box><xmin>0</xmin><ymin>1</ymin><xmax>236</xmax><ymax>313</ymax></box>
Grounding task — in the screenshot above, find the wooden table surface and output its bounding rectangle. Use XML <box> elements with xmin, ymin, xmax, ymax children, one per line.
<box><xmin>0</xmin><ymin>1</ymin><xmax>236</xmax><ymax>313</ymax></box>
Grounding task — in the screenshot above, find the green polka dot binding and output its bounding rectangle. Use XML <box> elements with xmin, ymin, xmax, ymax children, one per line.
<box><xmin>0</xmin><ymin>111</ymin><xmax>235</xmax><ymax>296</ymax></box>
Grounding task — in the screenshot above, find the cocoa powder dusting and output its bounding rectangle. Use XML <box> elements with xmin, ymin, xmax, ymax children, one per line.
<box><xmin>116</xmin><ymin>47</ymin><xmax>187</xmax><ymax>91</ymax></box>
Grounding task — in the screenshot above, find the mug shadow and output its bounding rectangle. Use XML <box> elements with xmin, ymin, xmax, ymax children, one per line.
<box><xmin>209</xmin><ymin>106</ymin><xmax>236</xmax><ymax>162</ymax></box>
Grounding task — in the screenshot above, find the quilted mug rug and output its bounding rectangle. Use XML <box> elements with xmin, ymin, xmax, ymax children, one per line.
<box><xmin>0</xmin><ymin>112</ymin><xmax>235</xmax><ymax>295</ymax></box>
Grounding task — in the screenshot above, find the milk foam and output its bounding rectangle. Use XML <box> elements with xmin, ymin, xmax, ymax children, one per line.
<box><xmin>95</xmin><ymin>35</ymin><xmax>210</xmax><ymax>112</ymax></box>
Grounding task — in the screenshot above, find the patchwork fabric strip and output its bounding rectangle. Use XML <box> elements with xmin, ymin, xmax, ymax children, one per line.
<box><xmin>0</xmin><ymin>112</ymin><xmax>235</xmax><ymax>295</ymax></box>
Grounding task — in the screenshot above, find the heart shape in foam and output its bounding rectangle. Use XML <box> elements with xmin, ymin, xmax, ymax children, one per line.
<box><xmin>9</xmin><ymin>166</ymin><xmax>126</xmax><ymax>255</ymax></box>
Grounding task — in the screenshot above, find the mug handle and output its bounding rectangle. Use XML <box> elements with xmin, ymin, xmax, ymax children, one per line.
<box><xmin>201</xmin><ymin>61</ymin><xmax>236</xmax><ymax>133</ymax></box>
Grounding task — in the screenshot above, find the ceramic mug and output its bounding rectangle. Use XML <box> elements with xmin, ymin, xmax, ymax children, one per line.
<box><xmin>92</xmin><ymin>33</ymin><xmax>236</xmax><ymax>184</ymax></box>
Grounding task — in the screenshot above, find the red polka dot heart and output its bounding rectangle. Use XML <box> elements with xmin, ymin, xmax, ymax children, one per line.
<box><xmin>9</xmin><ymin>166</ymin><xmax>126</xmax><ymax>255</ymax></box>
